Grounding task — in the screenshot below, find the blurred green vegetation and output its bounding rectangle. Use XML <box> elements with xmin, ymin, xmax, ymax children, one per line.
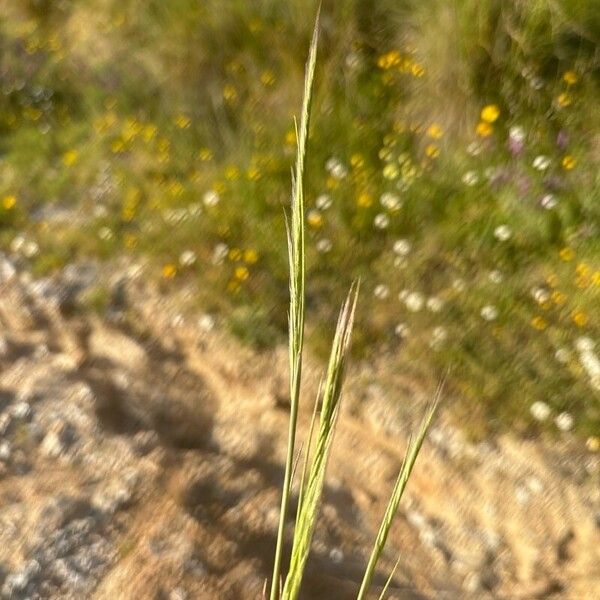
<box><xmin>0</xmin><ymin>0</ymin><xmax>599</xmax><ymax>440</ymax></box>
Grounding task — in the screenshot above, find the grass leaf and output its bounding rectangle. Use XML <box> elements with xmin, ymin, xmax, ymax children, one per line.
<box><xmin>356</xmin><ymin>384</ymin><xmax>442</xmax><ymax>600</ymax></box>
<box><xmin>270</xmin><ymin>7</ymin><xmax>321</xmax><ymax>599</ymax></box>
<box><xmin>281</xmin><ymin>281</ymin><xmax>359</xmax><ymax>600</ymax></box>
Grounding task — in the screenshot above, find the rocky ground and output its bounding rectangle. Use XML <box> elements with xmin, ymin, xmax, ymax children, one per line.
<box><xmin>0</xmin><ymin>253</ymin><xmax>598</xmax><ymax>599</ymax></box>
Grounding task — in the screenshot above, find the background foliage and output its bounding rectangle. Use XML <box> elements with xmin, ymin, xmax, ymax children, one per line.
<box><xmin>0</xmin><ymin>0</ymin><xmax>599</xmax><ymax>439</ymax></box>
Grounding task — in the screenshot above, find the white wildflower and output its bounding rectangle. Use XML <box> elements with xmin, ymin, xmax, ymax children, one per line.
<box><xmin>488</xmin><ymin>270</ymin><xmax>503</xmax><ymax>284</ymax></box>
<box><xmin>374</xmin><ymin>284</ymin><xmax>389</xmax><ymax>300</ymax></box>
<box><xmin>10</xmin><ymin>235</ymin><xmax>25</xmax><ymax>253</ymax></box>
<box><xmin>316</xmin><ymin>238</ymin><xmax>332</xmax><ymax>253</ymax></box>
<box><xmin>430</xmin><ymin>326</ymin><xmax>447</xmax><ymax>350</ymax></box>
<box><xmin>466</xmin><ymin>142</ymin><xmax>482</xmax><ymax>156</ymax></box>
<box><xmin>462</xmin><ymin>171</ymin><xmax>479</xmax><ymax>186</ymax></box>
<box><xmin>23</xmin><ymin>241</ymin><xmax>39</xmax><ymax>258</ymax></box>
<box><xmin>532</xmin><ymin>155</ymin><xmax>551</xmax><ymax>171</ymax></box>
<box><xmin>481</xmin><ymin>305</ymin><xmax>498</xmax><ymax>321</ymax></box>
<box><xmin>374</xmin><ymin>213</ymin><xmax>390</xmax><ymax>229</ymax></box>
<box><xmin>509</xmin><ymin>126</ymin><xmax>525</xmax><ymax>143</ymax></box>
<box><xmin>494</xmin><ymin>225</ymin><xmax>512</xmax><ymax>241</ymax></box>
<box><xmin>198</xmin><ymin>314</ymin><xmax>215</xmax><ymax>332</ymax></box>
<box><xmin>405</xmin><ymin>291</ymin><xmax>424</xmax><ymax>312</ymax></box>
<box><xmin>555</xmin><ymin>348</ymin><xmax>571</xmax><ymax>363</ymax></box>
<box><xmin>315</xmin><ymin>194</ymin><xmax>332</xmax><ymax>210</ymax></box>
<box><xmin>99</xmin><ymin>227</ymin><xmax>114</xmax><ymax>241</ymax></box>
<box><xmin>393</xmin><ymin>239</ymin><xmax>411</xmax><ymax>256</ymax></box>
<box><xmin>532</xmin><ymin>287</ymin><xmax>550</xmax><ymax>304</ymax></box>
<box><xmin>530</xmin><ymin>401</ymin><xmax>551</xmax><ymax>421</ymax></box>
<box><xmin>179</xmin><ymin>250</ymin><xmax>197</xmax><ymax>267</ymax></box>
<box><xmin>325</xmin><ymin>157</ymin><xmax>347</xmax><ymax>180</ymax></box>
<box><xmin>575</xmin><ymin>337</ymin><xmax>595</xmax><ymax>353</ymax></box>
<box><xmin>380</xmin><ymin>192</ymin><xmax>402</xmax><ymax>211</ymax></box>
<box><xmin>395</xmin><ymin>323</ymin><xmax>410</xmax><ymax>338</ymax></box>
<box><xmin>555</xmin><ymin>412</ymin><xmax>573</xmax><ymax>432</ymax></box>
<box><xmin>541</xmin><ymin>194</ymin><xmax>558</xmax><ymax>209</ymax></box>
<box><xmin>212</xmin><ymin>242</ymin><xmax>229</xmax><ymax>265</ymax></box>
<box><xmin>203</xmin><ymin>190</ymin><xmax>220</xmax><ymax>207</ymax></box>
<box><xmin>188</xmin><ymin>202</ymin><xmax>203</xmax><ymax>217</ymax></box>
<box><xmin>426</xmin><ymin>296</ymin><xmax>444</xmax><ymax>313</ymax></box>
<box><xmin>452</xmin><ymin>278</ymin><xmax>466</xmax><ymax>292</ymax></box>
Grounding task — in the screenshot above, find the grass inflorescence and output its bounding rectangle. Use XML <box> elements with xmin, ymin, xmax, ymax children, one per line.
<box><xmin>270</xmin><ymin>12</ymin><xmax>439</xmax><ymax>598</ymax></box>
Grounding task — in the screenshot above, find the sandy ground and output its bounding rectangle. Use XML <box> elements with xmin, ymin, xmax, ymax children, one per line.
<box><xmin>0</xmin><ymin>256</ymin><xmax>598</xmax><ymax>599</ymax></box>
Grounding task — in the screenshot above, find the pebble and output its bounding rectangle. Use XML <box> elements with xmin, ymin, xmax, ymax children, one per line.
<box><xmin>40</xmin><ymin>422</ymin><xmax>75</xmax><ymax>459</ymax></box>
<box><xmin>92</xmin><ymin>485</ymin><xmax>132</xmax><ymax>516</ymax></box>
<box><xmin>0</xmin><ymin>256</ymin><xmax>17</xmax><ymax>282</ymax></box>
<box><xmin>0</xmin><ymin>441</ymin><xmax>12</xmax><ymax>462</ymax></box>
<box><xmin>11</xmin><ymin>401</ymin><xmax>32</xmax><ymax>420</ymax></box>
<box><xmin>329</xmin><ymin>547</ymin><xmax>344</xmax><ymax>564</ymax></box>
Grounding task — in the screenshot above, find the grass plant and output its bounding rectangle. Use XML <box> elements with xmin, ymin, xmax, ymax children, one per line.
<box><xmin>270</xmin><ymin>12</ymin><xmax>439</xmax><ymax>598</ymax></box>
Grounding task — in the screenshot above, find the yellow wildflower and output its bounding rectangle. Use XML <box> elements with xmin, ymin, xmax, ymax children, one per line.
<box><xmin>25</xmin><ymin>107</ymin><xmax>42</xmax><ymax>121</ymax></box>
<box><xmin>326</xmin><ymin>176</ymin><xmax>339</xmax><ymax>190</ymax></box>
<box><xmin>480</xmin><ymin>104</ymin><xmax>500</xmax><ymax>123</ymax></box>
<box><xmin>425</xmin><ymin>144</ymin><xmax>440</xmax><ymax>158</ymax></box>
<box><xmin>228</xmin><ymin>248</ymin><xmax>242</xmax><ymax>261</ymax></box>
<box><xmin>587</xmin><ymin>437</ymin><xmax>600</xmax><ymax>452</ymax></box>
<box><xmin>111</xmin><ymin>140</ymin><xmax>125</xmax><ymax>153</ymax></box>
<box><xmin>307</xmin><ymin>210</ymin><xmax>323</xmax><ymax>228</ymax></box>
<box><xmin>572</xmin><ymin>311</ymin><xmax>588</xmax><ymax>327</ymax></box>
<box><xmin>143</xmin><ymin>124</ymin><xmax>157</xmax><ymax>141</ymax></box>
<box><xmin>2</xmin><ymin>195</ymin><xmax>16</xmax><ymax>210</ymax></box>
<box><xmin>260</xmin><ymin>70</ymin><xmax>276</xmax><ymax>86</ymax></box>
<box><xmin>559</xmin><ymin>247</ymin><xmax>575</xmax><ymax>261</ymax></box>
<box><xmin>426</xmin><ymin>123</ymin><xmax>443</xmax><ymax>139</ymax></box>
<box><xmin>123</xmin><ymin>234</ymin><xmax>138</xmax><ymax>249</ymax></box>
<box><xmin>350</xmin><ymin>154</ymin><xmax>365</xmax><ymax>168</ymax></box>
<box><xmin>246</xmin><ymin>167</ymin><xmax>261</xmax><ymax>181</ymax></box>
<box><xmin>234</xmin><ymin>266</ymin><xmax>249</xmax><ymax>281</ymax></box>
<box><xmin>62</xmin><ymin>150</ymin><xmax>78</xmax><ymax>166</ymax></box>
<box><xmin>562</xmin><ymin>155</ymin><xmax>577</xmax><ymax>170</ymax></box>
<box><xmin>411</xmin><ymin>63</ymin><xmax>425</xmax><ymax>77</ymax></box>
<box><xmin>383</xmin><ymin>163</ymin><xmax>399</xmax><ymax>179</ymax></box>
<box><xmin>223</xmin><ymin>84</ymin><xmax>237</xmax><ymax>102</ymax></box>
<box><xmin>531</xmin><ymin>316</ymin><xmax>547</xmax><ymax>330</ymax></box>
<box><xmin>393</xmin><ymin>121</ymin><xmax>406</xmax><ymax>133</ymax></box>
<box><xmin>161</xmin><ymin>264</ymin><xmax>177</xmax><ymax>278</ymax></box>
<box><xmin>227</xmin><ymin>280</ymin><xmax>241</xmax><ymax>294</ymax></box>
<box><xmin>213</xmin><ymin>181</ymin><xmax>227</xmax><ymax>194</ymax></box>
<box><xmin>249</xmin><ymin>18</ymin><xmax>262</xmax><ymax>33</ymax></box>
<box><xmin>551</xmin><ymin>291</ymin><xmax>566</xmax><ymax>305</ymax></box>
<box><xmin>174</xmin><ymin>115</ymin><xmax>191</xmax><ymax>129</ymax></box>
<box><xmin>377</xmin><ymin>50</ymin><xmax>401</xmax><ymax>70</ymax></box>
<box><xmin>243</xmin><ymin>249</ymin><xmax>259</xmax><ymax>264</ymax></box>
<box><xmin>383</xmin><ymin>134</ymin><xmax>397</xmax><ymax>147</ymax></box>
<box><xmin>378</xmin><ymin>147</ymin><xmax>393</xmax><ymax>161</ymax></box>
<box><xmin>476</xmin><ymin>121</ymin><xmax>493</xmax><ymax>137</ymax></box>
<box><xmin>284</xmin><ymin>129</ymin><xmax>296</xmax><ymax>146</ymax></box>
<box><xmin>121</xmin><ymin>207</ymin><xmax>136</xmax><ymax>222</ymax></box>
<box><xmin>557</xmin><ymin>93</ymin><xmax>572</xmax><ymax>108</ymax></box>
<box><xmin>357</xmin><ymin>192</ymin><xmax>373</xmax><ymax>208</ymax></box>
<box><xmin>198</xmin><ymin>147</ymin><xmax>213</xmax><ymax>161</ymax></box>
<box><xmin>225</xmin><ymin>165</ymin><xmax>240</xmax><ymax>180</ymax></box>
<box><xmin>563</xmin><ymin>71</ymin><xmax>578</xmax><ymax>85</ymax></box>
<box><xmin>576</xmin><ymin>262</ymin><xmax>590</xmax><ymax>276</ymax></box>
